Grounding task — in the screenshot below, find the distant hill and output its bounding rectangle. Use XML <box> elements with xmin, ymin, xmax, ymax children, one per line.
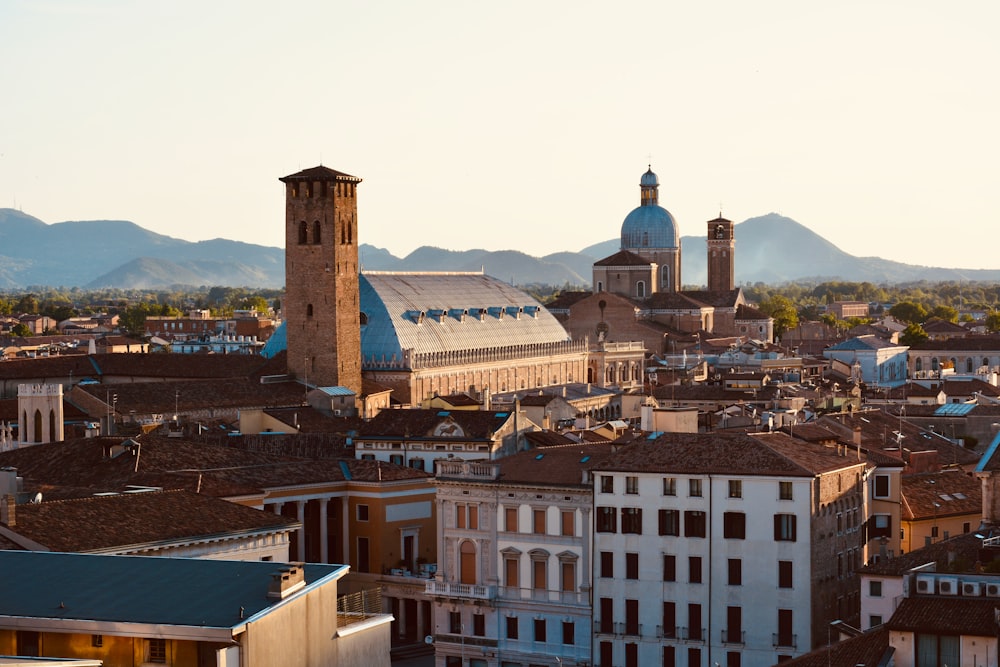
<box><xmin>2</xmin><ymin>208</ymin><xmax>997</xmax><ymax>289</ymax></box>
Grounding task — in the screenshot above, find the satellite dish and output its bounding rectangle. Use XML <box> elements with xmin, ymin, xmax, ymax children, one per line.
<box><xmin>424</xmin><ymin>635</ymin><xmax>434</xmax><ymax>645</ymax></box>
<box><xmin>32</xmin><ymin>492</ymin><xmax>42</xmax><ymax>504</ymax></box>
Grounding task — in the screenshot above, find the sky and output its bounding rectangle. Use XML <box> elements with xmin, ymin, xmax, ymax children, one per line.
<box><xmin>1</xmin><ymin>1</ymin><xmax>998</xmax><ymax>271</ymax></box>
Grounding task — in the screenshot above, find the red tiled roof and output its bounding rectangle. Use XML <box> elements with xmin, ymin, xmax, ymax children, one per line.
<box><xmin>901</xmin><ymin>470</ymin><xmax>982</xmax><ymax>521</ymax></box>
<box><xmin>888</xmin><ymin>596</ymin><xmax>1000</xmax><ymax>636</ymax></box>
<box><xmin>593</xmin><ymin>250</ymin><xmax>650</xmax><ymax>267</ymax></box>
<box><xmin>777</xmin><ymin>626</ymin><xmax>890</xmax><ymax>667</ymax></box>
<box><xmin>492</xmin><ymin>443</ymin><xmax>614</xmax><ymax>487</ymax></box>
<box><xmin>5</xmin><ymin>489</ymin><xmax>297</xmax><ymax>552</ymax></box>
<box><xmin>357</xmin><ymin>408</ymin><xmax>513</xmax><ymax>441</ymax></box>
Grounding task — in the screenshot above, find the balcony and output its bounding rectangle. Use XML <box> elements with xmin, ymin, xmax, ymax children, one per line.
<box><xmin>773</xmin><ymin>633</ymin><xmax>797</xmax><ymax>649</ymax></box>
<box><xmin>497</xmin><ymin>586</ymin><xmax>589</xmax><ymax>606</ymax></box>
<box><xmin>721</xmin><ymin>629</ymin><xmax>745</xmax><ymax>645</ymax></box>
<box><xmin>592</xmin><ymin>621</ymin><xmax>641</xmax><ymax>637</ymax></box>
<box><xmin>435</xmin><ymin>460</ymin><xmax>500</xmax><ymax>480</ymax></box>
<box><xmin>425</xmin><ymin>580</ymin><xmax>496</xmax><ymax>600</ymax></box>
<box><xmin>656</xmin><ymin>625</ymin><xmax>678</xmax><ymax>639</ymax></box>
<box><xmin>679</xmin><ymin>626</ymin><xmax>706</xmax><ymax>642</ymax></box>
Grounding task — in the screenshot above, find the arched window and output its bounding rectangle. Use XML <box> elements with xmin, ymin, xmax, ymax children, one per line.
<box><xmin>460</xmin><ymin>541</ymin><xmax>477</xmax><ymax>585</ymax></box>
<box><xmin>49</xmin><ymin>410</ymin><xmax>55</xmax><ymax>441</ymax></box>
<box><xmin>915</xmin><ymin>358</ymin><xmax>923</xmax><ymax>372</ymax></box>
<box><xmin>967</xmin><ymin>358</ymin><xmax>974</xmax><ymax>373</ymax></box>
<box><xmin>359</xmin><ymin>312</ymin><xmax>368</xmax><ymax>325</ymax></box>
<box><xmin>33</xmin><ymin>409</ymin><xmax>42</xmax><ymax>443</ymax></box>
<box><xmin>985</xmin><ymin>358</ymin><xmax>991</xmax><ymax>369</ymax></box>
<box><xmin>597</xmin><ymin>281</ymin><xmax>603</xmax><ymax>292</ymax></box>
<box><xmin>313</xmin><ymin>221</ymin><xmax>321</xmax><ymax>244</ymax></box>
<box><xmin>636</xmin><ymin>281</ymin><xmax>646</xmax><ymax>298</ymax></box>
<box><xmin>298</xmin><ymin>221</ymin><xmax>308</xmax><ymax>245</ymax></box>
<box><xmin>931</xmin><ymin>357</ymin><xmax>939</xmax><ymax>371</ymax></box>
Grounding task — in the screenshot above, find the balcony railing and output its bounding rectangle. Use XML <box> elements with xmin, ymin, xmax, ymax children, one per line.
<box><xmin>425</xmin><ymin>580</ymin><xmax>496</xmax><ymax>600</ymax></box>
<box><xmin>656</xmin><ymin>625</ymin><xmax>677</xmax><ymax>639</ymax></box>
<box><xmin>497</xmin><ymin>586</ymin><xmax>589</xmax><ymax>606</ymax></box>
<box><xmin>680</xmin><ymin>626</ymin><xmax>706</xmax><ymax>642</ymax></box>
<box><xmin>773</xmin><ymin>633</ymin><xmax>797</xmax><ymax>649</ymax></box>
<box><xmin>592</xmin><ymin>620</ymin><xmax>640</xmax><ymax>637</ymax></box>
<box><xmin>721</xmin><ymin>629</ymin><xmax>745</xmax><ymax>645</ymax></box>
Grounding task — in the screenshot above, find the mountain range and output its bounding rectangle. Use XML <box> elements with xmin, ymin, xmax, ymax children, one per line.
<box><xmin>1</xmin><ymin>208</ymin><xmax>997</xmax><ymax>290</ymax></box>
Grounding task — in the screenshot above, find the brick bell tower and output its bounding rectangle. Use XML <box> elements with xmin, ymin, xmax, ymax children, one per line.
<box><xmin>280</xmin><ymin>166</ymin><xmax>362</xmax><ymax>395</ymax></box>
<box><xmin>706</xmin><ymin>215</ymin><xmax>735</xmax><ymax>292</ymax></box>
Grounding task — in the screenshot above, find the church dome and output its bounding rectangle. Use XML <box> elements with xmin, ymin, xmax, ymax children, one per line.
<box><xmin>620</xmin><ymin>167</ymin><xmax>679</xmax><ymax>250</ymax></box>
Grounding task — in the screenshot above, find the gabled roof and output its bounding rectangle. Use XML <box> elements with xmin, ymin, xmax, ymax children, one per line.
<box><xmin>776</xmin><ymin>626</ymin><xmax>891</xmax><ymax>667</ymax></box>
<box><xmin>495</xmin><ymin>443</ymin><xmax>615</xmax><ymax>487</ymax></box>
<box><xmin>3</xmin><ymin>489</ymin><xmax>298</xmax><ymax>553</ymax></box>
<box><xmin>0</xmin><ymin>550</ymin><xmax>346</xmax><ymax>633</ymax></box>
<box><xmin>901</xmin><ymin>469</ymin><xmax>982</xmax><ymax>520</ymax></box>
<box><xmin>679</xmin><ymin>288</ymin><xmax>744</xmax><ymax>309</ymax></box>
<box><xmin>888</xmin><ymin>596</ymin><xmax>1000</xmax><ymax>636</ymax></box>
<box><xmin>356</xmin><ymin>408</ymin><xmax>513</xmax><ymax>441</ymax></box>
<box><xmin>734</xmin><ymin>303</ymin><xmax>769</xmax><ymax>320</ymax></box>
<box><xmin>644</xmin><ymin>291</ymin><xmax>712</xmax><ymax>310</ymax></box>
<box><xmin>826</xmin><ymin>335</ymin><xmax>905</xmax><ymax>351</ymax></box>
<box><xmin>592</xmin><ymin>249</ymin><xmax>651</xmax><ymax>267</ymax></box>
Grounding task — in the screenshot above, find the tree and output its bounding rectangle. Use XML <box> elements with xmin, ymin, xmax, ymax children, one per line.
<box><xmin>889</xmin><ymin>301</ymin><xmax>928</xmax><ymax>324</ymax></box>
<box><xmin>929</xmin><ymin>305</ymin><xmax>958</xmax><ymax>323</ymax></box>
<box><xmin>11</xmin><ymin>323</ymin><xmax>31</xmax><ymax>337</ymax></box>
<box><xmin>986</xmin><ymin>310</ymin><xmax>1000</xmax><ymax>333</ymax></box>
<box><xmin>900</xmin><ymin>323</ymin><xmax>929</xmax><ymax>347</ymax></box>
<box><xmin>758</xmin><ymin>295</ymin><xmax>799</xmax><ymax>338</ymax></box>
<box><xmin>13</xmin><ymin>294</ymin><xmax>38</xmax><ymax>315</ymax></box>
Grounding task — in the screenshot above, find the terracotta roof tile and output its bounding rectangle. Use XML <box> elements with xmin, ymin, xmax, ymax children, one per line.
<box><xmin>901</xmin><ymin>470</ymin><xmax>982</xmax><ymax>520</ymax></box>
<box><xmin>357</xmin><ymin>408</ymin><xmax>512</xmax><ymax>441</ymax></box>
<box><xmin>777</xmin><ymin>626</ymin><xmax>890</xmax><ymax>667</ymax></box>
<box><xmin>888</xmin><ymin>596</ymin><xmax>1000</xmax><ymax>635</ymax></box>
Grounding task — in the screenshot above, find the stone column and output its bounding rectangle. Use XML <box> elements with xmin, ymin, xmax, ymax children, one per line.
<box><xmin>319</xmin><ymin>498</ymin><xmax>329</xmax><ymax>563</ymax></box>
<box><xmin>397</xmin><ymin>597</ymin><xmax>407</xmax><ymax>638</ymax></box>
<box><xmin>416</xmin><ymin>598</ymin><xmax>426</xmax><ymax>639</ymax></box>
<box><xmin>342</xmin><ymin>497</ymin><xmax>351</xmax><ymax>567</ymax></box>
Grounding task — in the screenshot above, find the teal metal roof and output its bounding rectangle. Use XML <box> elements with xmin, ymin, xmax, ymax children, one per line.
<box><xmin>0</xmin><ymin>551</ymin><xmax>346</xmax><ymax>631</ymax></box>
<box><xmin>933</xmin><ymin>403</ymin><xmax>976</xmax><ymax>417</ymax></box>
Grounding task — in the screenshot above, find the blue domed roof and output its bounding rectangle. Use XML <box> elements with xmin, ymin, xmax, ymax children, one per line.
<box><xmin>621</xmin><ymin>205</ymin><xmax>679</xmax><ymax>249</ymax></box>
<box><xmin>640</xmin><ymin>167</ymin><xmax>659</xmax><ymax>187</ymax></box>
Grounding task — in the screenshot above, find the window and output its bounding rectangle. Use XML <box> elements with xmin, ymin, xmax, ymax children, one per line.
<box><xmin>659</xmin><ymin>509</ymin><xmax>680</xmax><ymax>536</ymax></box>
<box><xmin>726</xmin><ymin>606</ymin><xmax>742</xmax><ymax>643</ymax></box>
<box><xmin>663</xmin><ymin>554</ymin><xmax>676</xmax><ymax>581</ymax></box>
<box><xmin>779</xmin><ymin>481</ymin><xmax>793</xmax><ymax>500</ymax></box>
<box><xmin>357</xmin><ymin>504</ymin><xmax>369</xmax><ymax>521</ymax></box>
<box><xmin>688</xmin><ymin>603</ymin><xmax>702</xmax><ymax>640</ymax></box>
<box><xmin>561</xmin><ymin>560</ymin><xmax>576</xmax><ymax>592</ymax></box>
<box><xmin>689</xmin><ymin>556</ymin><xmax>702</xmax><ymax>584</ymax></box>
<box><xmin>562</xmin><ymin>621</ymin><xmax>574</xmax><ymax>645</ymax></box>
<box><xmin>874</xmin><ymin>474</ymin><xmax>890</xmax><ymax>498</ymax></box>
<box><xmin>506</xmin><ymin>616</ymin><xmax>518</xmax><ymax>639</ymax></box>
<box><xmin>600</xmin><ymin>551</ymin><xmax>614</xmax><ymax>578</ymax></box>
<box><xmin>774</xmin><ymin>514</ymin><xmax>797</xmax><ymax>541</ymax></box>
<box><xmin>871</xmin><ymin>513</ymin><xmax>892</xmax><ymax>538</ymax></box>
<box><xmin>869</xmin><ymin>580</ymin><xmax>882</xmax><ymax>597</ymax></box>
<box><xmin>728</xmin><ymin>479</ymin><xmax>742</xmax><ymax>498</ymax></box>
<box><xmin>532</xmin><ymin>508</ymin><xmax>546</xmax><ymax>534</ymax></box>
<box><xmin>689</xmin><ymin>478</ymin><xmax>703</xmax><ymax>497</ymax></box>
<box><xmin>561</xmin><ymin>509</ymin><xmax>574</xmax><ymax>536</ymax></box>
<box><xmin>532</xmin><ymin>558</ymin><xmax>547</xmax><ymax>590</ymax></box>
<box><xmin>727</xmin><ymin>651</ymin><xmax>741</xmax><ymax>667</ymax></box>
<box><xmin>626</xmin><ymin>552</ymin><xmax>639</xmax><ymax>580</ymax></box>
<box><xmin>626</xmin><ymin>475</ymin><xmax>639</xmax><ymax>494</ymax></box>
<box><xmin>621</xmin><ymin>507</ymin><xmax>643</xmax><ymax>534</ymax></box>
<box><xmin>389</xmin><ymin>454</ymin><xmax>403</xmax><ymax>466</ymax></box>
<box><xmin>663</xmin><ymin>646</ymin><xmax>676</xmax><ymax>667</ymax></box>
<box><xmin>596</xmin><ymin>506</ymin><xmax>617</xmax><ymax>532</ymax></box>
<box><xmin>778</xmin><ymin>560</ymin><xmax>793</xmax><ymax>588</ymax></box>
<box><xmin>777</xmin><ymin>609</ymin><xmax>794</xmax><ymax>647</ymax></box>
<box><xmin>931</xmin><ymin>526</ymin><xmax>939</xmax><ymax>538</ymax></box>
<box><xmin>504</xmin><ymin>555</ymin><xmax>519</xmax><ymax>587</ymax></box>
<box><xmin>600</xmin><ymin>475</ymin><xmax>614</xmax><ymax>493</ymax></box>
<box><xmin>473</xmin><ymin>613</ymin><xmax>485</xmax><ymax>636</ymax></box>
<box><xmin>662</xmin><ymin>601</ymin><xmax>676</xmax><ymax>638</ymax></box>
<box><xmin>663</xmin><ymin>477</ymin><xmax>677</xmax><ymax>496</ymax></box>
<box><xmin>625</xmin><ymin>642</ymin><xmax>638</xmax><ymax>667</ymax></box>
<box><xmin>684</xmin><ymin>510</ymin><xmax>706</xmax><ymax>538</ymax></box>
<box><xmin>600</xmin><ymin>641</ymin><xmax>612</xmax><ymax>667</ymax></box>
<box><xmin>625</xmin><ymin>599</ymin><xmax>639</xmax><ymax>635</ymax></box>
<box><xmin>91</xmin><ymin>635</ymin><xmax>103</xmax><ymax>648</ymax></box>
<box><xmin>599</xmin><ymin>598</ymin><xmax>613</xmax><ymax>634</ymax></box>
<box><xmin>450</xmin><ymin>611</ymin><xmax>462</xmax><ymax>634</ymax></box>
<box><xmin>728</xmin><ymin>558</ymin><xmax>742</xmax><ymax>585</ymax></box>
<box><xmin>534</xmin><ymin>618</ymin><xmax>546</xmax><ymax>642</ymax></box>
<box><xmin>870</xmin><ymin>615</ymin><xmax>883</xmax><ymax>627</ymax></box>
<box><xmin>456</xmin><ymin>503</ymin><xmax>478</xmax><ymax>529</ymax></box>
<box><xmin>723</xmin><ymin>511</ymin><xmax>746</xmax><ymax>539</ymax></box>
<box><xmin>503</xmin><ymin>507</ymin><xmax>517</xmax><ymax>532</ymax></box>
<box><xmin>146</xmin><ymin>638</ymin><xmax>167</xmax><ymax>664</ymax></box>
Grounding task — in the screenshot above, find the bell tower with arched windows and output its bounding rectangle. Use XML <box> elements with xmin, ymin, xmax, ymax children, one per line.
<box><xmin>706</xmin><ymin>215</ymin><xmax>735</xmax><ymax>292</ymax></box>
<box><xmin>280</xmin><ymin>166</ymin><xmax>362</xmax><ymax>394</ymax></box>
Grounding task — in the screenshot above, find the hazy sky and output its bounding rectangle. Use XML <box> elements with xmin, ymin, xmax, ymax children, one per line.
<box><xmin>2</xmin><ymin>1</ymin><xmax>997</xmax><ymax>271</ymax></box>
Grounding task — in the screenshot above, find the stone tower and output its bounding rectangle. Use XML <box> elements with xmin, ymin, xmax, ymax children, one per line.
<box><xmin>279</xmin><ymin>166</ymin><xmax>362</xmax><ymax>395</ymax></box>
<box><xmin>706</xmin><ymin>215</ymin><xmax>735</xmax><ymax>292</ymax></box>
<box><xmin>17</xmin><ymin>383</ymin><xmax>64</xmax><ymax>445</ymax></box>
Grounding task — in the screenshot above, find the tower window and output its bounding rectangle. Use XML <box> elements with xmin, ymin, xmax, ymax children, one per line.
<box><xmin>313</xmin><ymin>221</ymin><xmax>321</xmax><ymax>244</ymax></box>
<box><xmin>306</xmin><ymin>304</ymin><xmax>314</xmax><ymax>318</ymax></box>
<box><xmin>636</xmin><ymin>281</ymin><xmax>645</xmax><ymax>298</ymax></box>
<box><xmin>298</xmin><ymin>221</ymin><xmax>308</xmax><ymax>245</ymax></box>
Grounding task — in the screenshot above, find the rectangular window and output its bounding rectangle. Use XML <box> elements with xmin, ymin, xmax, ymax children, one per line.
<box><xmin>505</xmin><ymin>557</ymin><xmax>519</xmax><ymax>588</ymax></box>
<box><xmin>600</xmin><ymin>475</ymin><xmax>614</xmax><ymax>493</ymax></box>
<box><xmin>562</xmin><ymin>621</ymin><xmax>574</xmax><ymax>645</ymax></box>
<box><xmin>596</xmin><ymin>506</ymin><xmax>617</xmax><ymax>532</ymax></box>
<box><xmin>689</xmin><ymin>556</ymin><xmax>702</xmax><ymax>584</ymax></box>
<box><xmin>561</xmin><ymin>561</ymin><xmax>575</xmax><ymax>592</ymax></box>
<box><xmin>534</xmin><ymin>618</ymin><xmax>546</xmax><ymax>643</ymax></box>
<box><xmin>659</xmin><ymin>508</ymin><xmax>680</xmax><ymax>536</ymax></box>
<box><xmin>779</xmin><ymin>481</ymin><xmax>793</xmax><ymax>500</ymax></box>
<box><xmin>663</xmin><ymin>554</ymin><xmax>676</xmax><ymax>581</ymax></box>
<box><xmin>688</xmin><ymin>603</ymin><xmax>702</xmax><ymax>640</ymax></box>
<box><xmin>91</xmin><ymin>635</ymin><xmax>103</xmax><ymax>648</ymax></box>
<box><xmin>625</xmin><ymin>599</ymin><xmax>639</xmax><ymax>636</ymax></box>
<box><xmin>684</xmin><ymin>510</ymin><xmax>706</xmax><ymax>538</ymax></box>
<box><xmin>723</xmin><ymin>511</ymin><xmax>746</xmax><ymax>539</ymax></box>
<box><xmin>625</xmin><ymin>643</ymin><xmax>638</xmax><ymax>667</ymax></box>
<box><xmin>728</xmin><ymin>479</ymin><xmax>742</xmax><ymax>498</ymax></box>
<box><xmin>728</xmin><ymin>558</ymin><xmax>742</xmax><ymax>586</ymax></box>
<box><xmin>389</xmin><ymin>453</ymin><xmax>403</xmax><ymax>466</ymax></box>
<box><xmin>778</xmin><ymin>560</ymin><xmax>793</xmax><ymax>588</ymax></box>
<box><xmin>626</xmin><ymin>552</ymin><xmax>639</xmax><ymax>580</ymax></box>
<box><xmin>777</xmin><ymin>609</ymin><xmax>793</xmax><ymax>647</ymax></box>
<box><xmin>506</xmin><ymin>616</ymin><xmax>518</xmax><ymax>639</ymax></box>
<box><xmin>931</xmin><ymin>526</ymin><xmax>939</xmax><ymax>538</ymax></box>
<box><xmin>601</xmin><ymin>551</ymin><xmax>614</xmax><ymax>578</ymax></box>
<box><xmin>869</xmin><ymin>580</ymin><xmax>882</xmax><ymax>597</ymax></box>
<box><xmin>662</xmin><ymin>601</ymin><xmax>676</xmax><ymax>638</ymax></box>
<box><xmin>146</xmin><ymin>638</ymin><xmax>166</xmax><ymax>664</ymax></box>
<box><xmin>505</xmin><ymin>506</ymin><xmax>518</xmax><ymax>532</ymax></box>
<box><xmin>626</xmin><ymin>475</ymin><xmax>639</xmax><ymax>494</ymax></box>
<box><xmin>774</xmin><ymin>513</ymin><xmax>797</xmax><ymax>541</ymax></box>
<box><xmin>871</xmin><ymin>513</ymin><xmax>892</xmax><ymax>538</ymax></box>
<box><xmin>533</xmin><ymin>508</ymin><xmax>546</xmax><ymax>534</ymax></box>
<box><xmin>869</xmin><ymin>615</ymin><xmax>882</xmax><ymax>627</ymax></box>
<box><xmin>621</xmin><ymin>507</ymin><xmax>643</xmax><ymax>534</ymax></box>
<box><xmin>727</xmin><ymin>606</ymin><xmax>742</xmax><ymax>643</ymax></box>
<box><xmin>473</xmin><ymin>613</ymin><xmax>485</xmax><ymax>636</ymax></box>
<box><xmin>357</xmin><ymin>503</ymin><xmax>369</xmax><ymax>521</ymax></box>
<box><xmin>873</xmin><ymin>474</ymin><xmax>890</xmax><ymax>498</ymax></box>
<box><xmin>456</xmin><ymin>503</ymin><xmax>479</xmax><ymax>529</ymax></box>
<box><xmin>532</xmin><ymin>559</ymin><xmax>546</xmax><ymax>590</ymax></box>
<box><xmin>561</xmin><ymin>509</ymin><xmax>575</xmax><ymax>536</ymax></box>
<box><xmin>663</xmin><ymin>477</ymin><xmax>677</xmax><ymax>496</ymax></box>
<box><xmin>450</xmin><ymin>611</ymin><xmax>462</xmax><ymax>634</ymax></box>
<box><xmin>688</xmin><ymin>648</ymin><xmax>701</xmax><ymax>666</ymax></box>
<box><xmin>663</xmin><ymin>646</ymin><xmax>676</xmax><ymax>667</ymax></box>
<box><xmin>689</xmin><ymin>478</ymin><xmax>703</xmax><ymax>497</ymax></box>
<box><xmin>599</xmin><ymin>598</ymin><xmax>613</xmax><ymax>634</ymax></box>
<box><xmin>600</xmin><ymin>642</ymin><xmax>613</xmax><ymax>667</ymax></box>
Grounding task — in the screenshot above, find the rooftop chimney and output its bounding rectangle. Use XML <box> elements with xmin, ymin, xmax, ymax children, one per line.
<box><xmin>267</xmin><ymin>563</ymin><xmax>306</xmax><ymax>600</ymax></box>
<box><xmin>1</xmin><ymin>494</ymin><xmax>15</xmax><ymax>527</ymax></box>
